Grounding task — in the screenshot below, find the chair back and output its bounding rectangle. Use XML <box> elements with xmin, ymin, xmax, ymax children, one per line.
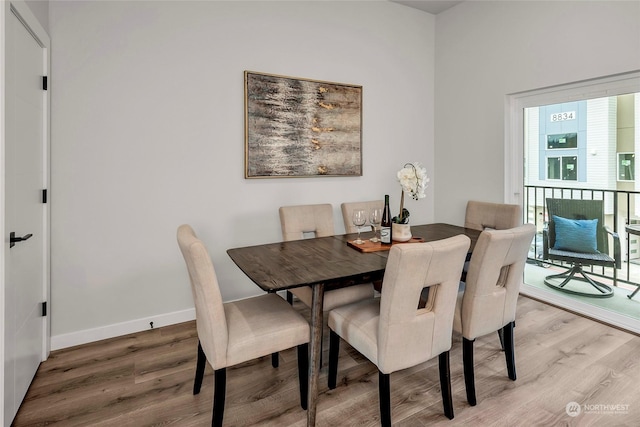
<box><xmin>465</xmin><ymin>200</ymin><xmax>522</xmax><ymax>231</ymax></box>
<box><xmin>377</xmin><ymin>235</ymin><xmax>470</xmax><ymax>373</ymax></box>
<box><xmin>177</xmin><ymin>224</ymin><xmax>228</xmax><ymax>369</ymax></box>
<box><xmin>546</xmin><ymin>198</ymin><xmax>608</xmax><ymax>253</ymax></box>
<box><xmin>279</xmin><ymin>204</ymin><xmax>334</xmax><ymax>241</ymax></box>
<box><xmin>459</xmin><ymin>224</ymin><xmax>535</xmax><ymax>340</ymax></box>
<box><xmin>341</xmin><ymin>200</ymin><xmax>384</xmax><ymax>233</ymax></box>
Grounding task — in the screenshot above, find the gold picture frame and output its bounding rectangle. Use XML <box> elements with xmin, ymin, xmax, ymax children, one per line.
<box><xmin>244</xmin><ymin>71</ymin><xmax>362</xmax><ymax>178</ymax></box>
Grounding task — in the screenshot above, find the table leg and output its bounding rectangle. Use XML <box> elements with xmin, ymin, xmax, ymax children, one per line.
<box><xmin>307</xmin><ymin>283</ymin><xmax>324</xmax><ymax>427</ymax></box>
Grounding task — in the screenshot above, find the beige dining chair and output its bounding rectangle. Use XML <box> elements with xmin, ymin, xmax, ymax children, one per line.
<box><xmin>328</xmin><ymin>235</ymin><xmax>471</xmax><ymax>426</ymax></box>
<box><xmin>177</xmin><ymin>224</ymin><xmax>310</xmax><ymax>426</ymax></box>
<box><xmin>342</xmin><ymin>200</ymin><xmax>385</xmax><ymax>291</ymax></box>
<box><xmin>341</xmin><ymin>200</ymin><xmax>384</xmax><ymax>234</ymax></box>
<box><xmin>464</xmin><ymin>200</ymin><xmax>523</xmax><ymax>231</ymax></box>
<box><xmin>279</xmin><ymin>204</ymin><xmax>375</xmax><ymax>309</ymax></box>
<box><xmin>453</xmin><ymin>224</ymin><xmax>535</xmax><ymax>406</ymax></box>
<box><xmin>462</xmin><ymin>200</ymin><xmax>523</xmax><ymax>282</ymax></box>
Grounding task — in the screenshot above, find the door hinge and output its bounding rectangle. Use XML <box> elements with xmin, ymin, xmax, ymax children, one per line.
<box><xmin>42</xmin><ymin>189</ymin><xmax>47</xmax><ymax>203</ymax></box>
<box><xmin>41</xmin><ymin>301</ymin><xmax>47</xmax><ymax>317</ymax></box>
<box><xmin>42</xmin><ymin>76</ymin><xmax>47</xmax><ymax>91</ymax></box>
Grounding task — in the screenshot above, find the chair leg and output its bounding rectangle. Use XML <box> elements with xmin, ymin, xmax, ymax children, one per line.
<box><xmin>438</xmin><ymin>351</ymin><xmax>454</xmax><ymax>420</ymax></box>
<box><xmin>297</xmin><ymin>344</ymin><xmax>309</xmax><ymax>410</ymax></box>
<box><xmin>194</xmin><ymin>340</ymin><xmax>207</xmax><ymax>395</ymax></box>
<box><xmin>544</xmin><ymin>266</ymin><xmax>613</xmax><ymax>297</ymax></box>
<box><xmin>498</xmin><ymin>321</ymin><xmax>514</xmax><ymax>349</ymax></box>
<box><xmin>503</xmin><ymin>322</ymin><xmax>517</xmax><ymax>381</ymax></box>
<box><xmin>328</xmin><ymin>329</ymin><xmax>340</xmax><ymax>389</ymax></box>
<box><xmin>212</xmin><ymin>368</ymin><xmax>226</xmax><ymax>427</ymax></box>
<box><xmin>378</xmin><ymin>371</ymin><xmax>392</xmax><ymax>427</ymax></box>
<box><xmin>272</xmin><ymin>352</ymin><xmax>279</xmax><ymax>368</ymax></box>
<box><xmin>462</xmin><ymin>337</ymin><xmax>477</xmax><ymax>406</ymax></box>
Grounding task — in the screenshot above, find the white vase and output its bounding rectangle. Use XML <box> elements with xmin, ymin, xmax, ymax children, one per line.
<box><xmin>392</xmin><ymin>223</ymin><xmax>412</xmax><ymax>242</ymax></box>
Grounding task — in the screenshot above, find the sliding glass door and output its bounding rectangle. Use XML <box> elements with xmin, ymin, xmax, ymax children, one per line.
<box><xmin>505</xmin><ymin>71</ymin><xmax>640</xmax><ymax>334</ymax></box>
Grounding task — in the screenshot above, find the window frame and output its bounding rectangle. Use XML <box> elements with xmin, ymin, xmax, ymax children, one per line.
<box><xmin>505</xmin><ymin>70</ymin><xmax>640</xmax><ymax>204</ymax></box>
<box><xmin>618</xmin><ymin>152</ymin><xmax>635</xmax><ymax>182</ymax></box>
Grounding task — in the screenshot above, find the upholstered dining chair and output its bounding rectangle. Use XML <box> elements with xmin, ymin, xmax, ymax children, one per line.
<box><xmin>341</xmin><ymin>200</ymin><xmax>385</xmax><ymax>292</ymax></box>
<box><xmin>177</xmin><ymin>224</ymin><xmax>310</xmax><ymax>426</ymax></box>
<box><xmin>462</xmin><ymin>200</ymin><xmax>523</xmax><ymax>283</ymax></box>
<box><xmin>464</xmin><ymin>200</ymin><xmax>523</xmax><ymax>231</ymax></box>
<box><xmin>453</xmin><ymin>224</ymin><xmax>535</xmax><ymax>406</ymax></box>
<box><xmin>279</xmin><ymin>204</ymin><xmax>375</xmax><ymax>309</ymax></box>
<box><xmin>341</xmin><ymin>200</ymin><xmax>384</xmax><ymax>234</ymax></box>
<box><xmin>328</xmin><ymin>235</ymin><xmax>471</xmax><ymax>426</ymax></box>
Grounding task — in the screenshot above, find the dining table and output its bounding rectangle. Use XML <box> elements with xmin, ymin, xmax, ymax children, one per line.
<box><xmin>226</xmin><ymin>223</ymin><xmax>480</xmax><ymax>426</ymax></box>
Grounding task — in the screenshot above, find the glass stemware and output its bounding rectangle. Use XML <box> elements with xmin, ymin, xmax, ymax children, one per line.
<box><xmin>369</xmin><ymin>208</ymin><xmax>382</xmax><ymax>242</ymax></box>
<box><xmin>352</xmin><ymin>209</ymin><xmax>367</xmax><ymax>244</ymax></box>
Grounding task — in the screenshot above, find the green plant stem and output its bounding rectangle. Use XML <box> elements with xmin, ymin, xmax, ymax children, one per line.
<box><xmin>399</xmin><ymin>191</ymin><xmax>405</xmax><ymax>222</ymax></box>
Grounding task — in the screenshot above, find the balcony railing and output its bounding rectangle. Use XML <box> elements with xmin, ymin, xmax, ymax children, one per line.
<box><xmin>524</xmin><ymin>185</ymin><xmax>640</xmax><ymax>286</ymax></box>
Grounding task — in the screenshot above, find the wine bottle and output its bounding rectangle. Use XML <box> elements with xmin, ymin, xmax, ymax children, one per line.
<box><xmin>381</xmin><ymin>194</ymin><xmax>392</xmax><ymax>245</ymax></box>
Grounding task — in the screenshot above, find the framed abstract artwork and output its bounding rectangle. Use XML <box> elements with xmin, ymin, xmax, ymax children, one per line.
<box><xmin>244</xmin><ymin>71</ymin><xmax>362</xmax><ymax>178</ymax></box>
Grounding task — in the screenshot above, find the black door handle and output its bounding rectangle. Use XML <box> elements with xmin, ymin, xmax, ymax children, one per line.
<box><xmin>10</xmin><ymin>232</ymin><xmax>33</xmax><ymax>248</ymax></box>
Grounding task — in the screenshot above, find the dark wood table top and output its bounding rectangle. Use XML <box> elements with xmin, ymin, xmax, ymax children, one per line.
<box><xmin>227</xmin><ymin>223</ymin><xmax>480</xmax><ymax>292</ymax></box>
<box><xmin>227</xmin><ymin>222</ymin><xmax>480</xmax><ymax>427</ymax></box>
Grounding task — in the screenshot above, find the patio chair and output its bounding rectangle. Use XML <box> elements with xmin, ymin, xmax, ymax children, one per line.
<box><xmin>543</xmin><ymin>198</ymin><xmax>620</xmax><ymax>298</ymax></box>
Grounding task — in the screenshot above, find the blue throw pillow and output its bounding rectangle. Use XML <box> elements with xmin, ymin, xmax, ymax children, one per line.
<box><xmin>552</xmin><ymin>215</ymin><xmax>598</xmax><ymax>253</ymax></box>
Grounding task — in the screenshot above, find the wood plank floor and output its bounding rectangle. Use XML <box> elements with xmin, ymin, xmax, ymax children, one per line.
<box><xmin>13</xmin><ymin>296</ymin><xmax>640</xmax><ymax>426</ymax></box>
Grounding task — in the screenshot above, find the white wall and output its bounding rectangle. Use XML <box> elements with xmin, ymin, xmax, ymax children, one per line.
<box><xmin>48</xmin><ymin>1</ymin><xmax>435</xmax><ymax>347</ymax></box>
<box><xmin>24</xmin><ymin>0</ymin><xmax>48</xmax><ymax>33</ymax></box>
<box><xmin>434</xmin><ymin>0</ymin><xmax>640</xmax><ymax>225</ymax></box>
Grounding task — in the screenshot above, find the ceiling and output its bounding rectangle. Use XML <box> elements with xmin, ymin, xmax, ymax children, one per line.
<box><xmin>391</xmin><ymin>1</ymin><xmax>464</xmax><ymax>15</ymax></box>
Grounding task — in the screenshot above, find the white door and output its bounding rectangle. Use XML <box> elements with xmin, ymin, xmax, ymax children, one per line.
<box><xmin>3</xmin><ymin>3</ymin><xmax>49</xmax><ymax>425</ymax></box>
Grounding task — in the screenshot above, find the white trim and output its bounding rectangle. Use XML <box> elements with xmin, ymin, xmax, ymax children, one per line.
<box><xmin>1</xmin><ymin>4</ymin><xmax>6</xmax><ymax>424</ymax></box>
<box><xmin>50</xmin><ymin>308</ymin><xmax>196</xmax><ymax>351</ymax></box>
<box><xmin>2</xmin><ymin>1</ymin><xmax>50</xmax><ymax>424</ymax></box>
<box><xmin>507</xmin><ymin>71</ymin><xmax>640</xmax><ymax>334</ymax></box>
<box><xmin>520</xmin><ymin>284</ymin><xmax>640</xmax><ymax>335</ymax></box>
<box><xmin>51</xmin><ymin>292</ymin><xmax>292</xmax><ymax>350</ymax></box>
<box><xmin>505</xmin><ymin>70</ymin><xmax>640</xmax><ymax>204</ymax></box>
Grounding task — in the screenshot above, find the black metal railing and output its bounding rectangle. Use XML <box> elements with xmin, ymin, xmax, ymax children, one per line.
<box><xmin>524</xmin><ymin>185</ymin><xmax>640</xmax><ymax>286</ymax></box>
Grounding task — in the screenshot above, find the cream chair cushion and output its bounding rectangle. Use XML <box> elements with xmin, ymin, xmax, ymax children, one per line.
<box><xmin>465</xmin><ymin>200</ymin><xmax>522</xmax><ymax>231</ymax></box>
<box><xmin>341</xmin><ymin>200</ymin><xmax>384</xmax><ymax>234</ymax></box>
<box><xmin>453</xmin><ymin>224</ymin><xmax>535</xmax><ymax>340</ymax></box>
<box><xmin>279</xmin><ymin>204</ymin><xmax>335</xmax><ymax>241</ymax></box>
<box><xmin>177</xmin><ymin>224</ymin><xmax>309</xmax><ymax>370</ymax></box>
<box><xmin>289</xmin><ymin>285</ymin><xmax>376</xmax><ymax>312</ymax></box>
<box><xmin>279</xmin><ymin>204</ymin><xmax>374</xmax><ymax>310</ymax></box>
<box><xmin>329</xmin><ymin>235</ymin><xmax>470</xmax><ymax>374</ymax></box>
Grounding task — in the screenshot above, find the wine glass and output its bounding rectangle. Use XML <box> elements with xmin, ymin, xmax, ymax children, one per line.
<box><xmin>369</xmin><ymin>208</ymin><xmax>382</xmax><ymax>242</ymax></box>
<box><xmin>352</xmin><ymin>209</ymin><xmax>367</xmax><ymax>244</ymax></box>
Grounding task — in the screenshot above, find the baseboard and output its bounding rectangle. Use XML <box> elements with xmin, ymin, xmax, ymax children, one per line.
<box><xmin>50</xmin><ymin>308</ymin><xmax>196</xmax><ymax>351</ymax></box>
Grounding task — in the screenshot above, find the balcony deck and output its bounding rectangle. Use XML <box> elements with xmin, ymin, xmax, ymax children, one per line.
<box><xmin>523</xmin><ymin>262</ymin><xmax>639</xmax><ymax>334</ymax></box>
